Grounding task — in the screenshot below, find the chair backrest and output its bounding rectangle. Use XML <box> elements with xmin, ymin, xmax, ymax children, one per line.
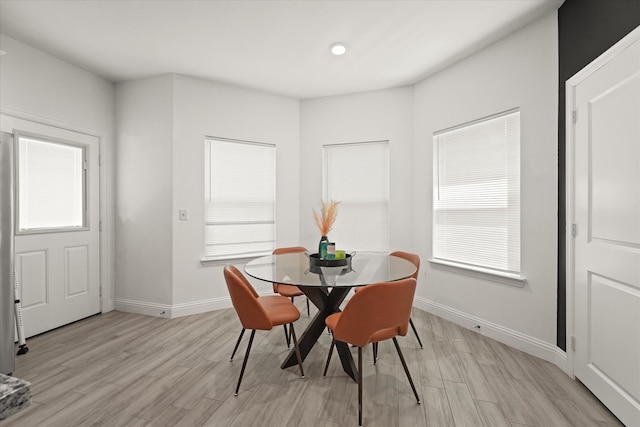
<box><xmin>333</xmin><ymin>278</ymin><xmax>417</xmax><ymax>347</ymax></box>
<box><xmin>224</xmin><ymin>265</ymin><xmax>272</xmax><ymax>330</ymax></box>
<box><xmin>272</xmin><ymin>246</ymin><xmax>307</xmax><ymax>292</ymax></box>
<box><xmin>390</xmin><ymin>251</ymin><xmax>420</xmax><ymax>282</ymax></box>
<box><xmin>273</xmin><ymin>246</ymin><xmax>307</xmax><ymax>255</ymax></box>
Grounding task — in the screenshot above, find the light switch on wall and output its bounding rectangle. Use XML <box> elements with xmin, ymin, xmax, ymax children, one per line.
<box><xmin>179</xmin><ymin>209</ymin><xmax>188</xmax><ymax>220</ymax></box>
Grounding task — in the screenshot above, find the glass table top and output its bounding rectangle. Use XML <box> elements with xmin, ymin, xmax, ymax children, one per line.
<box><xmin>244</xmin><ymin>252</ymin><xmax>416</xmax><ymax>287</ymax></box>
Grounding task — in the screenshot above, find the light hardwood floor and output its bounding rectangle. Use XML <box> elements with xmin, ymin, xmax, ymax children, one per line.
<box><xmin>4</xmin><ymin>304</ymin><xmax>624</xmax><ymax>427</ymax></box>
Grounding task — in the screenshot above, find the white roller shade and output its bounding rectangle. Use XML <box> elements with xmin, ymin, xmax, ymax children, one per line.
<box><xmin>204</xmin><ymin>138</ymin><xmax>276</xmax><ymax>258</ymax></box>
<box><xmin>323</xmin><ymin>141</ymin><xmax>389</xmax><ymax>252</ymax></box>
<box><xmin>433</xmin><ymin>110</ymin><xmax>520</xmax><ymax>273</ymax></box>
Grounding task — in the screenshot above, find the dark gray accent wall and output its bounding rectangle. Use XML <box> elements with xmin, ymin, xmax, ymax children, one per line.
<box><xmin>557</xmin><ymin>0</ymin><xmax>640</xmax><ymax>350</ymax></box>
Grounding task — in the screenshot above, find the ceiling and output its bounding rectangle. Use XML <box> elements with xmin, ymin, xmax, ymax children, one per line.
<box><xmin>0</xmin><ymin>0</ymin><xmax>564</xmax><ymax>100</ymax></box>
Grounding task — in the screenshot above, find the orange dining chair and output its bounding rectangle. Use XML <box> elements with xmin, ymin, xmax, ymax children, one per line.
<box><xmin>355</xmin><ymin>251</ymin><xmax>423</xmax><ymax>363</ymax></box>
<box><xmin>224</xmin><ymin>265</ymin><xmax>304</xmax><ymax>396</ymax></box>
<box><xmin>273</xmin><ymin>246</ymin><xmax>310</xmax><ymax>317</ymax></box>
<box><xmin>389</xmin><ymin>251</ymin><xmax>423</xmax><ymax>348</ymax></box>
<box><xmin>323</xmin><ymin>278</ymin><xmax>420</xmax><ymax>426</ymax></box>
<box><xmin>273</xmin><ymin>247</ymin><xmax>310</xmax><ymax>348</ymax></box>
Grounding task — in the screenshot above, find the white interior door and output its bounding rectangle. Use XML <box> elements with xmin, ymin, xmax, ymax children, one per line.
<box><xmin>0</xmin><ymin>115</ymin><xmax>100</xmax><ymax>338</ymax></box>
<box><xmin>570</xmin><ymin>27</ymin><xmax>640</xmax><ymax>427</ymax></box>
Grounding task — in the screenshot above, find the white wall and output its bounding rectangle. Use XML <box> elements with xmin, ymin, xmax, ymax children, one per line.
<box><xmin>115</xmin><ymin>74</ymin><xmax>300</xmax><ymax>317</ymax></box>
<box><xmin>0</xmin><ymin>34</ymin><xmax>116</xmax><ymax>312</ymax></box>
<box><xmin>413</xmin><ymin>13</ymin><xmax>559</xmax><ymax>359</ymax></box>
<box><xmin>115</xmin><ymin>75</ymin><xmax>174</xmax><ymax>309</ymax></box>
<box><xmin>299</xmin><ymin>87</ymin><xmax>414</xmax><ymax>251</ymax></box>
<box><xmin>171</xmin><ymin>74</ymin><xmax>300</xmax><ymax>310</ymax></box>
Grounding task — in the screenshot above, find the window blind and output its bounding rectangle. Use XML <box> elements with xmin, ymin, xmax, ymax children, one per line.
<box><xmin>433</xmin><ymin>110</ymin><xmax>520</xmax><ymax>273</ymax></box>
<box><xmin>323</xmin><ymin>141</ymin><xmax>389</xmax><ymax>252</ymax></box>
<box><xmin>204</xmin><ymin>138</ymin><xmax>276</xmax><ymax>258</ymax></box>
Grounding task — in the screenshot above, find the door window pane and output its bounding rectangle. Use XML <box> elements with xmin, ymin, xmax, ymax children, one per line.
<box><xmin>17</xmin><ymin>135</ymin><xmax>86</xmax><ymax>231</ymax></box>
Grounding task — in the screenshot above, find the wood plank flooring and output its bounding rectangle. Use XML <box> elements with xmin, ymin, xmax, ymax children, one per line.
<box><xmin>3</xmin><ymin>304</ymin><xmax>624</xmax><ymax>427</ymax></box>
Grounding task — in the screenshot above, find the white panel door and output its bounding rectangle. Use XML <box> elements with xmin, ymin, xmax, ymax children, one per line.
<box><xmin>0</xmin><ymin>115</ymin><xmax>100</xmax><ymax>338</ymax></box>
<box><xmin>571</xmin><ymin>28</ymin><xmax>640</xmax><ymax>427</ymax></box>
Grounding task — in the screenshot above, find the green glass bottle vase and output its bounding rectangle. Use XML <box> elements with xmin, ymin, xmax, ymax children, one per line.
<box><xmin>318</xmin><ymin>235</ymin><xmax>329</xmax><ymax>259</ymax></box>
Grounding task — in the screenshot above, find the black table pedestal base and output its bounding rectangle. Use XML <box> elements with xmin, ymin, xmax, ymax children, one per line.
<box><xmin>280</xmin><ymin>286</ymin><xmax>357</xmax><ymax>381</ymax></box>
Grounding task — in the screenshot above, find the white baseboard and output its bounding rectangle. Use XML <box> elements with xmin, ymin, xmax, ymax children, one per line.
<box><xmin>102</xmin><ymin>298</ymin><xmax>115</xmax><ymax>313</ymax></box>
<box><xmin>554</xmin><ymin>346</ymin><xmax>572</xmax><ymax>377</ymax></box>
<box><xmin>171</xmin><ymin>297</ymin><xmax>233</xmax><ymax>318</ymax></box>
<box><xmin>114</xmin><ymin>296</ymin><xmax>235</xmax><ymax>319</ymax></box>
<box><xmin>114</xmin><ymin>298</ymin><xmax>174</xmax><ymax>318</ymax></box>
<box><xmin>414</xmin><ymin>296</ymin><xmax>566</xmax><ymax>370</ymax></box>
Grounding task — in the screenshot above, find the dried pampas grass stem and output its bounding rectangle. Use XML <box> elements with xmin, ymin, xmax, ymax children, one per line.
<box><xmin>313</xmin><ymin>200</ymin><xmax>339</xmax><ymax>236</ymax></box>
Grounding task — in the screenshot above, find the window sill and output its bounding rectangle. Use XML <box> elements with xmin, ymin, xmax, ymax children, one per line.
<box><xmin>428</xmin><ymin>259</ymin><xmax>527</xmax><ymax>288</ymax></box>
<box><xmin>200</xmin><ymin>252</ymin><xmax>271</xmax><ymax>267</ymax></box>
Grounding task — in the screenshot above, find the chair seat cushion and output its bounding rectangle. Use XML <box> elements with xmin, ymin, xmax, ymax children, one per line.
<box><xmin>275</xmin><ymin>284</ymin><xmax>303</xmax><ymax>297</ymax></box>
<box><xmin>259</xmin><ymin>295</ymin><xmax>300</xmax><ymax>327</ymax></box>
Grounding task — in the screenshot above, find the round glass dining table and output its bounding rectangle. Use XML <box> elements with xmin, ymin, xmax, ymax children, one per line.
<box><xmin>244</xmin><ymin>251</ymin><xmax>416</xmax><ymax>288</ymax></box>
<box><xmin>244</xmin><ymin>252</ymin><xmax>416</xmax><ymax>381</ymax></box>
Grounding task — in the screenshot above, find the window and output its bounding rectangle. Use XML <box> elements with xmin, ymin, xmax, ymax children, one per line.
<box><xmin>204</xmin><ymin>138</ymin><xmax>276</xmax><ymax>259</ymax></box>
<box><xmin>16</xmin><ymin>133</ymin><xmax>86</xmax><ymax>232</ymax></box>
<box><xmin>323</xmin><ymin>141</ymin><xmax>389</xmax><ymax>252</ymax></box>
<box><xmin>433</xmin><ymin>109</ymin><xmax>520</xmax><ymax>275</ymax></box>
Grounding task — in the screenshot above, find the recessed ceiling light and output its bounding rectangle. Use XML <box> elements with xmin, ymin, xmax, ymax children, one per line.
<box><xmin>330</xmin><ymin>43</ymin><xmax>346</xmax><ymax>56</ymax></box>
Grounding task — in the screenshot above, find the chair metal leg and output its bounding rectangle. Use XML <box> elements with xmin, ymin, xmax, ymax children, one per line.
<box><xmin>358</xmin><ymin>346</ymin><xmax>363</xmax><ymax>427</ymax></box>
<box><xmin>323</xmin><ymin>338</ymin><xmax>335</xmax><ymax>377</ymax></box>
<box><xmin>373</xmin><ymin>342</ymin><xmax>378</xmax><ymax>364</ymax></box>
<box><xmin>409</xmin><ymin>317</ymin><xmax>423</xmax><ymax>349</ymax></box>
<box><xmin>392</xmin><ymin>337</ymin><xmax>420</xmax><ymax>404</ymax></box>
<box><xmin>283</xmin><ymin>324</ymin><xmax>291</xmax><ymax>348</ymax></box>
<box><xmin>234</xmin><ymin>329</ymin><xmax>256</xmax><ymax>396</ymax></box>
<box><xmin>289</xmin><ymin>323</ymin><xmax>305</xmax><ymax>378</ymax></box>
<box><xmin>230</xmin><ymin>328</ymin><xmax>245</xmax><ymax>361</ymax></box>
